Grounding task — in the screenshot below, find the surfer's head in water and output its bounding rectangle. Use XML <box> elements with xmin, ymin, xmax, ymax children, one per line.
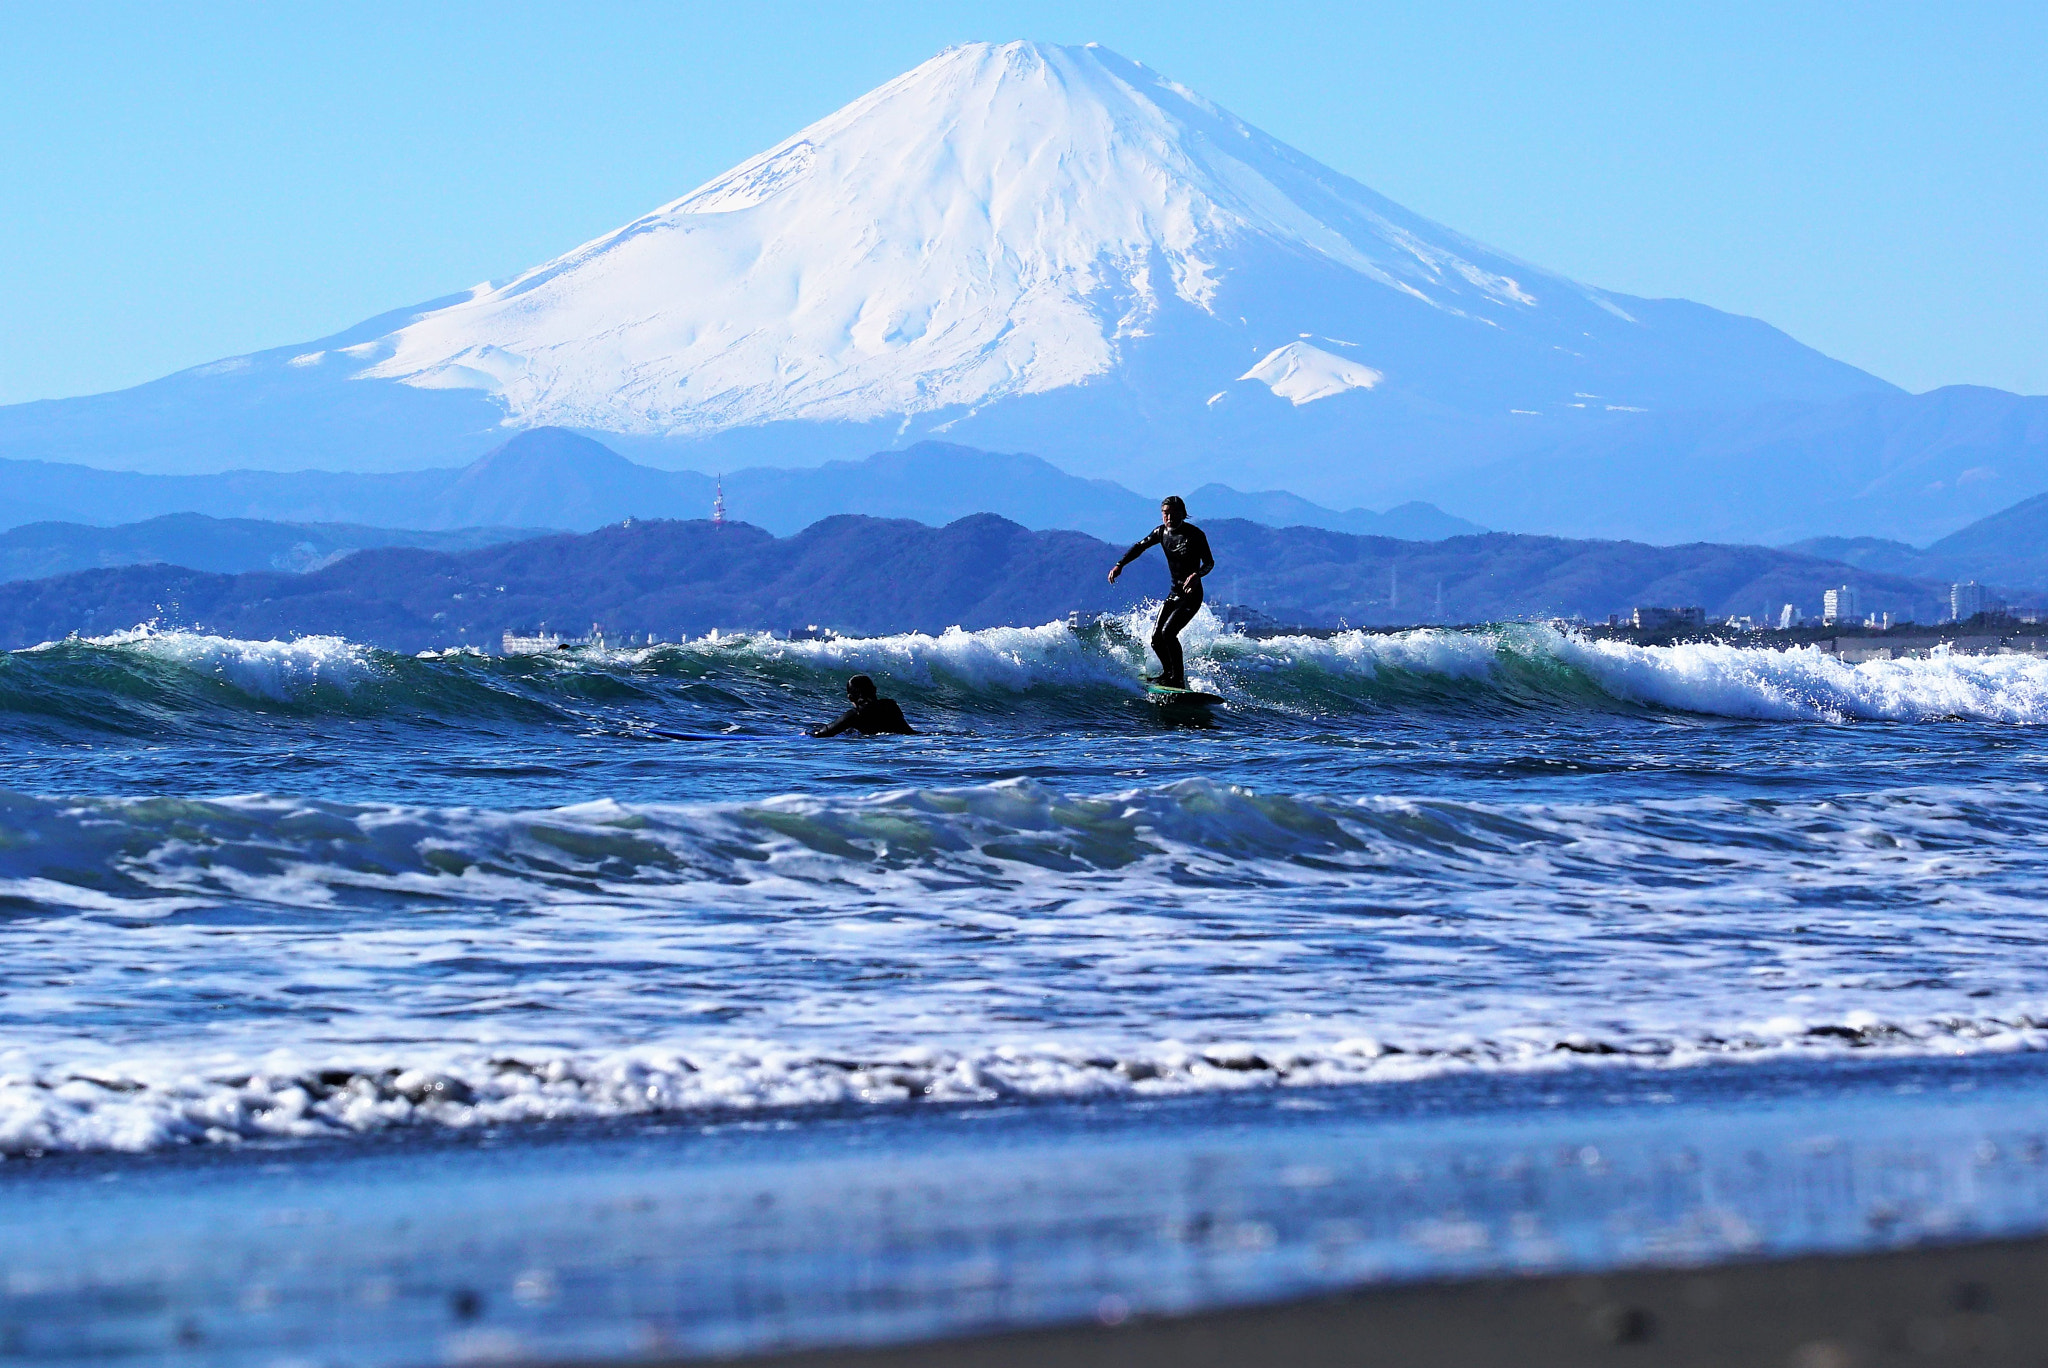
<box><xmin>811</xmin><ymin>674</ymin><xmax>916</xmax><ymax>738</ymax></box>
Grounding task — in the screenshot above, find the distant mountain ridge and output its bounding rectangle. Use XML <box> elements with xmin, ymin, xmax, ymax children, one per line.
<box><xmin>0</xmin><ymin>513</ymin><xmax>1962</xmax><ymax>654</ymax></box>
<box><xmin>1452</xmin><ymin>385</ymin><xmax>2048</xmax><ymax>546</ymax></box>
<box><xmin>1787</xmin><ymin>485</ymin><xmax>2048</xmax><ymax>592</ymax></box>
<box><xmin>0</xmin><ymin>431</ymin><xmax>1483</xmax><ymax>544</ymax></box>
<box><xmin>0</xmin><ymin>514</ymin><xmax>541</xmax><ymax>585</ymax></box>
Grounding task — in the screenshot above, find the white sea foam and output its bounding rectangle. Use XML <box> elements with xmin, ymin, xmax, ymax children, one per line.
<box><xmin>747</xmin><ymin>615</ymin><xmax>2048</xmax><ymax>725</ymax></box>
<box><xmin>11</xmin><ymin>1008</ymin><xmax>2048</xmax><ymax>1157</ymax></box>
<box><xmin>748</xmin><ymin>620</ymin><xmax>1147</xmax><ymax>693</ymax></box>
<box><xmin>493</xmin><ymin>620</ymin><xmax>1147</xmax><ymax>697</ymax></box>
<box><xmin>1556</xmin><ymin>635</ymin><xmax>2048</xmax><ymax>723</ymax></box>
<box><xmin>4</xmin><ymin>776</ymin><xmax>2048</xmax><ymax>1153</ymax></box>
<box><xmin>1201</xmin><ymin>622</ymin><xmax>1508</xmax><ymax>687</ymax></box>
<box><xmin>11</xmin><ymin>620</ymin><xmax>2048</xmax><ymax>1157</ymax></box>
<box><xmin>1200</xmin><ymin>621</ymin><xmax>2048</xmax><ymax>724</ymax></box>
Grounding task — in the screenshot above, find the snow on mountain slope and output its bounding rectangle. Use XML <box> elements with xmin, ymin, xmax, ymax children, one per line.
<box><xmin>354</xmin><ymin>42</ymin><xmax>1622</xmax><ymax>436</ymax></box>
<box><xmin>1240</xmin><ymin>341</ymin><xmax>1384</xmax><ymax>405</ymax></box>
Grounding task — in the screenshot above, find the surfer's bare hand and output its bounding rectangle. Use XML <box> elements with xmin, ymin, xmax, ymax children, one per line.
<box><xmin>1107</xmin><ymin>566</ymin><xmax>1120</xmax><ymax>583</ymax></box>
<box><xmin>1182</xmin><ymin>575</ymin><xmax>1198</xmax><ymax>593</ymax></box>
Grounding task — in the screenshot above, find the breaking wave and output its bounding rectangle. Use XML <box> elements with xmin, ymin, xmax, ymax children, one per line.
<box><xmin>4</xmin><ymin>617</ymin><xmax>2048</xmax><ymax>735</ymax></box>
<box><xmin>16</xmin><ymin>1014</ymin><xmax>2048</xmax><ymax>1157</ymax></box>
<box><xmin>6</xmin><ymin>774</ymin><xmax>2048</xmax><ymax>1154</ymax></box>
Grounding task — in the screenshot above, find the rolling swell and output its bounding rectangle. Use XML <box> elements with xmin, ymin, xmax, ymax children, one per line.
<box><xmin>5</xmin><ymin>773</ymin><xmax>2048</xmax><ymax>1153</ymax></box>
<box><xmin>3</xmin><ymin>617</ymin><xmax>2047</xmax><ymax>739</ymax></box>
<box><xmin>5</xmin><ymin>774</ymin><xmax>2036</xmax><ymax>915</ymax></box>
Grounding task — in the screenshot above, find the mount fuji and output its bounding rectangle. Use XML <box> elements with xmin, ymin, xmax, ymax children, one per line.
<box><xmin>6</xmin><ymin>41</ymin><xmax>2039</xmax><ymax>543</ymax></box>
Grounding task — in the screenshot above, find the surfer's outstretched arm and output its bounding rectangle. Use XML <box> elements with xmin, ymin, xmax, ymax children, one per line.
<box><xmin>1108</xmin><ymin>526</ymin><xmax>1162</xmax><ymax>583</ymax></box>
<box><xmin>811</xmin><ymin>709</ymin><xmax>859</xmax><ymax>738</ymax></box>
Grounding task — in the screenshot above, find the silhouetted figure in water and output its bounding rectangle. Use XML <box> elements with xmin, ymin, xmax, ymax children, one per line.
<box><xmin>811</xmin><ymin>674</ymin><xmax>915</xmax><ymax>737</ymax></box>
<box><xmin>1108</xmin><ymin>495</ymin><xmax>1214</xmax><ymax>690</ymax></box>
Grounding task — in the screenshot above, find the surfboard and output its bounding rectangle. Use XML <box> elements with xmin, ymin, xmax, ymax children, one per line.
<box><xmin>1146</xmin><ymin>683</ymin><xmax>1226</xmax><ymax>707</ymax></box>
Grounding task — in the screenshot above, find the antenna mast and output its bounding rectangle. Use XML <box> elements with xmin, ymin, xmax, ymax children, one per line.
<box><xmin>713</xmin><ymin>475</ymin><xmax>726</xmax><ymax>528</ymax></box>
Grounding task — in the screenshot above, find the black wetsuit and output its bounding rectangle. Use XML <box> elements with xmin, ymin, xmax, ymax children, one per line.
<box><xmin>812</xmin><ymin>697</ymin><xmax>915</xmax><ymax>737</ymax></box>
<box><xmin>1114</xmin><ymin>521</ymin><xmax>1215</xmax><ymax>689</ymax></box>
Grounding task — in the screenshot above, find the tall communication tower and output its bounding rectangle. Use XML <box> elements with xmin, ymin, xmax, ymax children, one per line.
<box><xmin>712</xmin><ymin>475</ymin><xmax>726</xmax><ymax>528</ymax></box>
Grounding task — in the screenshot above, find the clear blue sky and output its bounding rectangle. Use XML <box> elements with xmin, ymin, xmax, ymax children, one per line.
<box><xmin>2</xmin><ymin>1</ymin><xmax>2041</xmax><ymax>405</ymax></box>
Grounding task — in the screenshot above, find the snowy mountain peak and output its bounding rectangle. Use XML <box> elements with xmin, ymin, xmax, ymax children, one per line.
<box><xmin>358</xmin><ymin>41</ymin><xmax>1567</xmax><ymax>436</ymax></box>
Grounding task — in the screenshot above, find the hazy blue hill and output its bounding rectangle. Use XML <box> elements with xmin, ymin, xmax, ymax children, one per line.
<box><xmin>0</xmin><ymin>514</ymin><xmax>1961</xmax><ymax>653</ymax></box>
<box><xmin>1181</xmin><ymin>487</ymin><xmax>1482</xmax><ymax>541</ymax></box>
<box><xmin>1449</xmin><ymin>386</ymin><xmax>2048</xmax><ymax>546</ymax></box>
<box><xmin>0</xmin><ymin>459</ymin><xmax>456</xmax><ymax>532</ymax></box>
<box><xmin>1780</xmin><ymin>536</ymin><xmax>1939</xmax><ymax>579</ymax></box>
<box><xmin>719</xmin><ymin>445</ymin><xmax>1149</xmax><ymax>541</ymax></box>
<box><xmin>0</xmin><ymin>431</ymin><xmax>1481</xmax><ymax>545</ymax></box>
<box><xmin>716</xmin><ymin>446</ymin><xmax>1486</xmax><ymax>542</ymax></box>
<box><xmin>433</xmin><ymin>429</ymin><xmax>706</xmax><ymax>529</ymax></box>
<box><xmin>1199</xmin><ymin>526</ymin><xmax>1951</xmax><ymax>630</ymax></box>
<box><xmin>1923</xmin><ymin>492</ymin><xmax>2048</xmax><ymax>589</ymax></box>
<box><xmin>1783</xmin><ymin>489</ymin><xmax>2048</xmax><ymax>592</ymax></box>
<box><xmin>0</xmin><ymin>513</ymin><xmax>545</xmax><ymax>584</ymax></box>
<box><xmin>0</xmin><ymin>294</ymin><xmax>507</xmax><ymax>477</ymax></box>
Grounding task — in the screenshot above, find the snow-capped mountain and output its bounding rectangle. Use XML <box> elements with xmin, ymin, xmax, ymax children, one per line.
<box><xmin>7</xmin><ymin>39</ymin><xmax>1979</xmax><ymax>540</ymax></box>
<box><xmin>345</xmin><ymin>40</ymin><xmax>1879</xmax><ymax>459</ymax></box>
<box><xmin>357</xmin><ymin>42</ymin><xmax>1589</xmax><ymax>434</ymax></box>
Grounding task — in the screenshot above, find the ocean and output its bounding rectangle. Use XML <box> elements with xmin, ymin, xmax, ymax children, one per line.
<box><xmin>6</xmin><ymin>609</ymin><xmax>2048</xmax><ymax>1362</ymax></box>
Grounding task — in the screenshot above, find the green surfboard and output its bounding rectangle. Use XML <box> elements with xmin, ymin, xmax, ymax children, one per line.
<box><xmin>1146</xmin><ymin>683</ymin><xmax>1226</xmax><ymax>707</ymax></box>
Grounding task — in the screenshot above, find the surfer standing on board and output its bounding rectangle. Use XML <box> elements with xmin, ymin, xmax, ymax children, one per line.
<box><xmin>1108</xmin><ymin>496</ymin><xmax>1215</xmax><ymax>691</ymax></box>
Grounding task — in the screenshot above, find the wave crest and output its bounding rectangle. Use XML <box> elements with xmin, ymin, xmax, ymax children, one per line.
<box><xmin>68</xmin><ymin>626</ymin><xmax>382</xmax><ymax>700</ymax></box>
<box><xmin>5</xmin><ymin>617</ymin><xmax>2047</xmax><ymax>730</ymax></box>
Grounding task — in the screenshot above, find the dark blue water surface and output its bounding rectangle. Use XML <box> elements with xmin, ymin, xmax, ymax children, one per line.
<box><xmin>4</xmin><ymin>617</ymin><xmax>2048</xmax><ymax>1361</ymax></box>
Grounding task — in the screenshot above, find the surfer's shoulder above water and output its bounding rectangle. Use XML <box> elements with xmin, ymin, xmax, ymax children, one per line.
<box><xmin>811</xmin><ymin>674</ymin><xmax>915</xmax><ymax>738</ymax></box>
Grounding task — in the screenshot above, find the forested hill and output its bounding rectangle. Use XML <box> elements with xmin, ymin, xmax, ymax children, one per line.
<box><xmin>0</xmin><ymin>514</ymin><xmax>1960</xmax><ymax>652</ymax></box>
<box><xmin>0</xmin><ymin>515</ymin><xmax>1135</xmax><ymax>651</ymax></box>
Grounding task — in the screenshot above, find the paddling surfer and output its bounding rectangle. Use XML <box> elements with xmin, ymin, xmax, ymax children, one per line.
<box><xmin>1108</xmin><ymin>496</ymin><xmax>1215</xmax><ymax>691</ymax></box>
<box><xmin>811</xmin><ymin>674</ymin><xmax>915</xmax><ymax>737</ymax></box>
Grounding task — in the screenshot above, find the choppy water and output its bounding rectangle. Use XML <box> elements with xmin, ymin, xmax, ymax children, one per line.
<box><xmin>6</xmin><ymin>609</ymin><xmax>2048</xmax><ymax>1156</ymax></box>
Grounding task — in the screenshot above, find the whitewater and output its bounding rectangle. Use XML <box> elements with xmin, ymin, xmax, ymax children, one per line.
<box><xmin>3</xmin><ymin>611</ymin><xmax>2048</xmax><ymax>1159</ymax></box>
